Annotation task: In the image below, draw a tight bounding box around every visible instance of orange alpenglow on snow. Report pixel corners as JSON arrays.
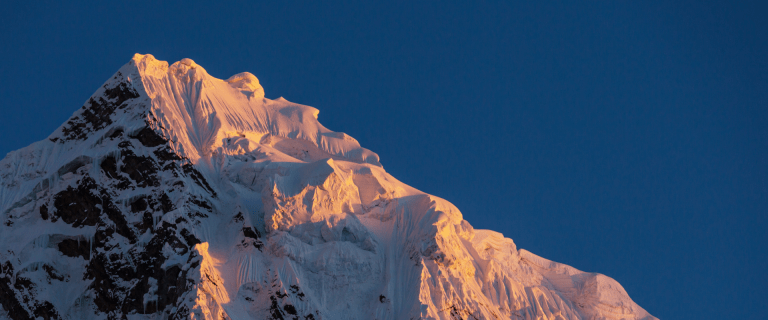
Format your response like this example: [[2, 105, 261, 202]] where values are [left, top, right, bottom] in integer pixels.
[[0, 54, 656, 319]]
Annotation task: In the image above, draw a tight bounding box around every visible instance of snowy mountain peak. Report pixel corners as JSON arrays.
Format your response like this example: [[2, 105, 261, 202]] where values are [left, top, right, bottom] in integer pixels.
[[49, 54, 380, 167], [130, 53, 169, 78], [0, 54, 656, 320]]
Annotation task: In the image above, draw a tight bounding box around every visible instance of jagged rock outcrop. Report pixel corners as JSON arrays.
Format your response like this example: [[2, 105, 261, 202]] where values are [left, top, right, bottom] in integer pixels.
[[0, 54, 656, 320]]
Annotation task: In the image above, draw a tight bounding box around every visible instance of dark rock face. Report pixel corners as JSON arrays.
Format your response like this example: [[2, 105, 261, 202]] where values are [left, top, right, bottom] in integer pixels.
[[0, 79, 221, 319], [39, 205, 48, 220], [51, 177, 103, 227], [0, 261, 64, 320], [183, 164, 217, 197], [131, 126, 167, 148], [56, 77, 140, 142], [120, 151, 160, 188], [58, 238, 90, 260], [0, 263, 33, 320], [81, 218, 194, 316], [62, 128, 215, 317], [242, 227, 264, 251]]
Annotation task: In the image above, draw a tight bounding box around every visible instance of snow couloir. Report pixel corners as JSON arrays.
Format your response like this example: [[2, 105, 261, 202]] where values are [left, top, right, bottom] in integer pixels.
[[0, 54, 657, 320]]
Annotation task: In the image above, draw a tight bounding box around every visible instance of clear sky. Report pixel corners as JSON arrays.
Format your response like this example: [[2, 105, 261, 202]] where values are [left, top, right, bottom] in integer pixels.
[[1, 1, 766, 319]]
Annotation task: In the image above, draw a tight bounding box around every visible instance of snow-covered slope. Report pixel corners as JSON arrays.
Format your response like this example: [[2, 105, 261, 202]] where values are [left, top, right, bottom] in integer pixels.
[[0, 54, 656, 320]]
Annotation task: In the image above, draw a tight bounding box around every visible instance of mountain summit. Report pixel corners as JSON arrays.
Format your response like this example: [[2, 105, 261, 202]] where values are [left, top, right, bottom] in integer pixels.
[[0, 54, 656, 320]]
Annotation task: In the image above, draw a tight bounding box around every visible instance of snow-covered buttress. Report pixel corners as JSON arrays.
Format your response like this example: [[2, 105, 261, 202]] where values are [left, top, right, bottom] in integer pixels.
[[0, 54, 656, 320]]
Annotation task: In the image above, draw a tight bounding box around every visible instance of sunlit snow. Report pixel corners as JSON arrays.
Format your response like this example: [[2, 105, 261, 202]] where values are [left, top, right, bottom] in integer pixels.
[[0, 54, 656, 320]]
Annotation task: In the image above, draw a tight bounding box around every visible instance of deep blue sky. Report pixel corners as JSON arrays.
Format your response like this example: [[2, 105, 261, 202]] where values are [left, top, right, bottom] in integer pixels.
[[1, 1, 766, 319]]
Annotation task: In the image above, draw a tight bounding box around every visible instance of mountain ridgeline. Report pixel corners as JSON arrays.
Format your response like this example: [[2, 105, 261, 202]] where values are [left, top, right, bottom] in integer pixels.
[[0, 54, 656, 320]]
